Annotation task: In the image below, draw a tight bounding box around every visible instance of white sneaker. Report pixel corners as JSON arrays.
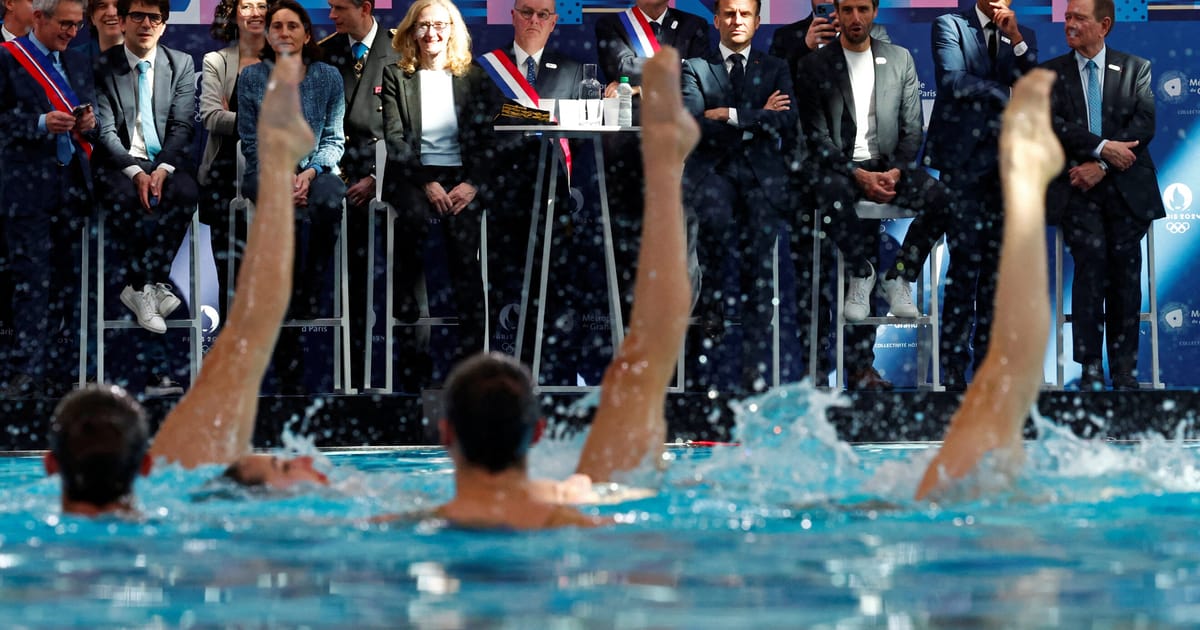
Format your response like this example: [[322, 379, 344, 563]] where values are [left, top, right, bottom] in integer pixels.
[[145, 376, 184, 397], [151, 283, 182, 318], [879, 274, 919, 318], [844, 263, 875, 322], [120, 285, 166, 334]]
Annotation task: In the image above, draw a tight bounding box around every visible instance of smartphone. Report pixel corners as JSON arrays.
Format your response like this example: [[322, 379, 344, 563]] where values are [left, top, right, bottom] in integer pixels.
[[814, 3, 834, 19], [71, 103, 92, 117]]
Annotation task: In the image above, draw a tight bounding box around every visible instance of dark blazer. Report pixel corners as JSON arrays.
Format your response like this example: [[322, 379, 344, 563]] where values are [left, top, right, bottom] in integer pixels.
[[319, 23, 401, 181], [798, 39, 923, 176], [380, 63, 498, 195], [923, 9, 1037, 171], [1043, 48, 1164, 224], [93, 44, 196, 173], [768, 17, 889, 79], [681, 48, 797, 210], [0, 37, 97, 202], [595, 7, 709, 85]]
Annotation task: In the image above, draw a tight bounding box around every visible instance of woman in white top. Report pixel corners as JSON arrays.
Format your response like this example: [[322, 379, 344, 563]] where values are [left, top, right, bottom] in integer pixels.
[[380, 0, 500, 378]]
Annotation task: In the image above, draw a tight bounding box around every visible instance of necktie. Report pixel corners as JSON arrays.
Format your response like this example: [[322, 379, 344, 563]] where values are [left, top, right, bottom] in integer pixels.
[[351, 41, 367, 77], [729, 53, 745, 98], [650, 21, 662, 40], [985, 22, 998, 61], [137, 60, 162, 160], [50, 52, 73, 165], [525, 56, 537, 88], [1085, 59, 1102, 136]]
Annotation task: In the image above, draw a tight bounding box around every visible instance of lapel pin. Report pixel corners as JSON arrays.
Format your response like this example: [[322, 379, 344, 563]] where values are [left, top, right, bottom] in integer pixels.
[[1000, 36, 1011, 44], [875, 57, 887, 64], [671, 20, 678, 29], [1108, 64, 1121, 72], [546, 62, 558, 69]]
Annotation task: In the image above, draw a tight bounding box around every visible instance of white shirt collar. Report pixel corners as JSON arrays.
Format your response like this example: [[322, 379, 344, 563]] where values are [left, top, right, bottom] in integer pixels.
[[350, 18, 378, 50], [975, 5, 993, 29], [1, 25, 20, 42], [1075, 45, 1107, 72], [513, 43, 543, 71], [719, 42, 751, 64], [124, 44, 158, 70]]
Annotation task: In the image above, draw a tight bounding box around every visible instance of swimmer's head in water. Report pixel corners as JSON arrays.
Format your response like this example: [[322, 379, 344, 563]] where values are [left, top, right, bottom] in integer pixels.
[[222, 454, 330, 489], [46, 385, 151, 506], [442, 352, 542, 473]]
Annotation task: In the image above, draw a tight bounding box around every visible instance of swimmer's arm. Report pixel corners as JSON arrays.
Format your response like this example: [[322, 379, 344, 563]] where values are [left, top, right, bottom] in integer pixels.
[[915, 69, 1064, 500], [576, 49, 698, 483], [150, 56, 313, 468]]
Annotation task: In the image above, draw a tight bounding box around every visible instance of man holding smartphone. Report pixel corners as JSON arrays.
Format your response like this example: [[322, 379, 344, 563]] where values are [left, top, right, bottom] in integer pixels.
[[768, 0, 889, 78]]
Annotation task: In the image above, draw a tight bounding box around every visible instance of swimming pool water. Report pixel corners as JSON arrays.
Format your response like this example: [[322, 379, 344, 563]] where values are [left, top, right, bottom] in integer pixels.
[[3, 384, 1200, 627]]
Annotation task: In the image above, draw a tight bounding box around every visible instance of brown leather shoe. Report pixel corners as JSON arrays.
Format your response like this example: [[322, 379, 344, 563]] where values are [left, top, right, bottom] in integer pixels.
[[848, 367, 894, 391]]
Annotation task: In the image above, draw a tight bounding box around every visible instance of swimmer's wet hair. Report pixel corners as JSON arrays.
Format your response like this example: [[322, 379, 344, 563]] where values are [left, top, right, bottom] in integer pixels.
[[443, 352, 541, 473], [49, 385, 150, 506]]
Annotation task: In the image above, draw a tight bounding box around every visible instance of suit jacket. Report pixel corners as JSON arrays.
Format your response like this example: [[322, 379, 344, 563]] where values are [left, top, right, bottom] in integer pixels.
[[0, 37, 97, 204], [320, 24, 401, 182], [768, 17, 889, 79], [595, 7, 709, 85], [798, 39, 923, 177], [94, 44, 196, 174], [1043, 48, 1164, 224], [198, 44, 239, 185], [681, 48, 797, 210], [380, 63, 498, 197], [923, 9, 1037, 171]]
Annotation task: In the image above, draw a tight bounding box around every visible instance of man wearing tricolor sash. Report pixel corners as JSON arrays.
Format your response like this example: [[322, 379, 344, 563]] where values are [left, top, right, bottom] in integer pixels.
[[0, 0, 95, 398], [595, 0, 708, 334], [480, 0, 582, 362]]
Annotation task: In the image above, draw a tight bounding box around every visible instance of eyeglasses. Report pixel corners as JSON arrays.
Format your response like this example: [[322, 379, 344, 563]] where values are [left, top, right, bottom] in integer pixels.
[[54, 18, 85, 32], [126, 11, 165, 25], [514, 7, 555, 21], [414, 21, 449, 35], [239, 2, 268, 13]]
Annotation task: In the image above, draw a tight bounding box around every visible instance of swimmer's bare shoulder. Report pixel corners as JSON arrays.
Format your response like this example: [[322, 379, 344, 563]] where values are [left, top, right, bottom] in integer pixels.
[[425, 503, 610, 530]]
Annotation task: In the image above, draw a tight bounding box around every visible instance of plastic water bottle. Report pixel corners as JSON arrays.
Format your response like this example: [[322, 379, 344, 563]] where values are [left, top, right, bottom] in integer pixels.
[[580, 63, 602, 125], [617, 76, 633, 128]]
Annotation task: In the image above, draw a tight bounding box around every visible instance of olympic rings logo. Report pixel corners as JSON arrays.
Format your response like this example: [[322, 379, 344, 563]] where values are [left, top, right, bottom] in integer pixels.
[[1166, 222, 1191, 234]]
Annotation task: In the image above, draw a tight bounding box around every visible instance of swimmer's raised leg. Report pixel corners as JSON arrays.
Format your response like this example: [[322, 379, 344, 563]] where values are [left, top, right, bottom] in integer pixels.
[[575, 48, 699, 482], [915, 69, 1065, 500], [148, 55, 315, 468]]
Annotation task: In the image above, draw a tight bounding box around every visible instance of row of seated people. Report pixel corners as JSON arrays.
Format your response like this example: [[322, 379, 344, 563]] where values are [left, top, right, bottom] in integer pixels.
[[0, 0, 1159, 399]]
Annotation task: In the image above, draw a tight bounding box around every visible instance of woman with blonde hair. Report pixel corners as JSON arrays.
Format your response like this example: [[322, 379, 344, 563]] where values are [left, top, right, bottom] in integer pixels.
[[381, 0, 500, 379]]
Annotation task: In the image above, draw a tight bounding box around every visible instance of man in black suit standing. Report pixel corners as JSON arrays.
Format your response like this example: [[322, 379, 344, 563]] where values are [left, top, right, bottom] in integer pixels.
[[93, 0, 197, 395], [797, 0, 955, 390], [0, 0, 96, 398], [924, 0, 1037, 389], [681, 0, 795, 392], [1043, 0, 1162, 390], [320, 0, 398, 391], [479, 0, 582, 361], [596, 0, 708, 328]]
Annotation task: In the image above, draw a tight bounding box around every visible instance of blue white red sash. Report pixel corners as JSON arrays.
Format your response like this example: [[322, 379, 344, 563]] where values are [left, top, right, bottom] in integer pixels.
[[1, 36, 92, 159], [480, 48, 572, 177], [618, 6, 661, 59]]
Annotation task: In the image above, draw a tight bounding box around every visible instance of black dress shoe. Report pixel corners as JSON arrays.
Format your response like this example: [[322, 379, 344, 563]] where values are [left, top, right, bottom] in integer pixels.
[[1111, 373, 1140, 390], [848, 367, 894, 391], [1078, 363, 1106, 391], [1, 373, 42, 399]]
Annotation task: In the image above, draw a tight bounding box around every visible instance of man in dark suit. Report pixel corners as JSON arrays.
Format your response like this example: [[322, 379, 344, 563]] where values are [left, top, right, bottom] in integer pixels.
[[797, 0, 955, 390], [0, 0, 96, 398], [1043, 0, 1162, 390], [596, 0, 709, 329], [320, 0, 398, 391], [681, 0, 795, 392], [481, 0, 583, 362], [924, 0, 1037, 389], [93, 0, 197, 394], [768, 0, 889, 387]]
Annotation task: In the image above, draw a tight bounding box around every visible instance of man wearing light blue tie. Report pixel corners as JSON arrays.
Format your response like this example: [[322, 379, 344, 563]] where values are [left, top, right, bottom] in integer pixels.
[[93, 0, 197, 395], [1042, 0, 1162, 390]]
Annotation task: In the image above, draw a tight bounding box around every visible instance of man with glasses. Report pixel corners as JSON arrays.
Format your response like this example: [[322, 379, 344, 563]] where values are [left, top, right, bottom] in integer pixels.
[[320, 0, 398, 391], [0, 0, 96, 398], [478, 0, 582, 362], [92, 0, 198, 396]]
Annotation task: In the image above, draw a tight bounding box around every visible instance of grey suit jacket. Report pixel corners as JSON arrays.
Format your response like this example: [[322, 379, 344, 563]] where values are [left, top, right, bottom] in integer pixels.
[[94, 44, 197, 173], [320, 23, 401, 181], [198, 44, 239, 185], [797, 38, 922, 176]]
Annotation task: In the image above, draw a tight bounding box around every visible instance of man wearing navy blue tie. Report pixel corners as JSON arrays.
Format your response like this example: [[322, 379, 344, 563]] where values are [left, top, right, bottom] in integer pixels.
[[93, 0, 197, 395], [0, 0, 96, 398], [923, 0, 1037, 389], [1042, 0, 1162, 390]]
